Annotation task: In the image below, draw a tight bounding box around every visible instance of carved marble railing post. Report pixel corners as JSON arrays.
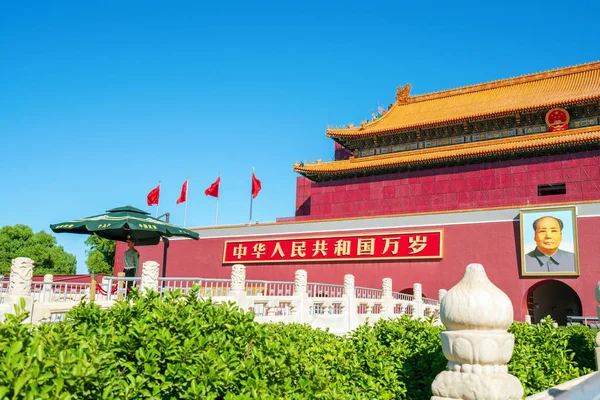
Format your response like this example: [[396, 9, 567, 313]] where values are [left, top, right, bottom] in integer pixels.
[[382, 278, 395, 318], [413, 283, 424, 318], [431, 264, 524, 400], [525, 315, 532, 325], [8, 257, 33, 298], [294, 269, 307, 295], [229, 264, 249, 311], [1, 258, 35, 321], [382, 278, 392, 298], [5, 257, 34, 310], [344, 274, 358, 331], [595, 281, 600, 370], [230, 264, 246, 292], [140, 261, 160, 294], [293, 270, 309, 323], [39, 274, 54, 303], [344, 274, 354, 296]]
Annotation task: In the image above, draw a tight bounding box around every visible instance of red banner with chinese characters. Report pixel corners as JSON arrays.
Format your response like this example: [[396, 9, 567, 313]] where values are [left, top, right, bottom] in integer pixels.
[[222, 230, 443, 264]]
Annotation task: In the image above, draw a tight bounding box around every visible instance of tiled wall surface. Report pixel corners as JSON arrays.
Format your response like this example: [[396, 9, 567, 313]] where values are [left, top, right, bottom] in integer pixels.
[[287, 151, 600, 221]]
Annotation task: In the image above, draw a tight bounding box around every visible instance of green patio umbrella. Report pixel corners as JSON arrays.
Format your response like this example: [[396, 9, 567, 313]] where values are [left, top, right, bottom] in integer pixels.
[[50, 205, 199, 276]]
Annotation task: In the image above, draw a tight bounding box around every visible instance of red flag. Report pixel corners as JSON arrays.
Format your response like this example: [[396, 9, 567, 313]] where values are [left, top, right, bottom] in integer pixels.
[[147, 184, 160, 206], [251, 172, 262, 199], [204, 176, 220, 198], [176, 180, 188, 204]]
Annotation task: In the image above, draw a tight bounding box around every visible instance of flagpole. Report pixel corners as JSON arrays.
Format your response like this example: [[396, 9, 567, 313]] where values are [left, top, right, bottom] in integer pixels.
[[183, 177, 189, 228], [249, 168, 254, 223], [215, 173, 220, 226], [215, 197, 219, 226], [156, 181, 160, 218]]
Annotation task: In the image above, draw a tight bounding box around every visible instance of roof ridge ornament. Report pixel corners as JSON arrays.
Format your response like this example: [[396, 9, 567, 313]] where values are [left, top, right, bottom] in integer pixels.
[[396, 83, 411, 104]]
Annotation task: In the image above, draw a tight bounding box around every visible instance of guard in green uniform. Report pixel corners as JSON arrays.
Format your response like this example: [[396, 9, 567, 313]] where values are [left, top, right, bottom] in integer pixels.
[[124, 235, 139, 291]]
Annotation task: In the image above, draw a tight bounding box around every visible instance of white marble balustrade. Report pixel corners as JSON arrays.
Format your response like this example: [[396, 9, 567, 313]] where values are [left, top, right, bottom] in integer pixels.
[[0, 259, 441, 330]]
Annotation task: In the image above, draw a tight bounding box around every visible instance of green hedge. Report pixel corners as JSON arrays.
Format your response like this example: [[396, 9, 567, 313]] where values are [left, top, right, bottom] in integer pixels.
[[0, 290, 596, 399], [509, 319, 597, 395]]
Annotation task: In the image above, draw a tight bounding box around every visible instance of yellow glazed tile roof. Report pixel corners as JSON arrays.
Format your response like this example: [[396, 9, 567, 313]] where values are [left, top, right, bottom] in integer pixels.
[[295, 126, 600, 175], [327, 62, 600, 138]]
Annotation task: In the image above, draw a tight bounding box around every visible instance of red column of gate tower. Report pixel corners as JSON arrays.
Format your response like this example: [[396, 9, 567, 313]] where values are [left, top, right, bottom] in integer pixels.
[[144, 171, 262, 226]]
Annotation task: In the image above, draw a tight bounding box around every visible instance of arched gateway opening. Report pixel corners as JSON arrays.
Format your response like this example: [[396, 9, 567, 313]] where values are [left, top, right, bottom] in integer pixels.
[[526, 280, 582, 325]]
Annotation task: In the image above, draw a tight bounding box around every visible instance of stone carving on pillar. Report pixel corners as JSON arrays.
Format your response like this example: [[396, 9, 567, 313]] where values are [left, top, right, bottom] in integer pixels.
[[413, 283, 422, 300], [431, 264, 524, 400], [9, 257, 34, 297], [382, 278, 392, 297], [294, 270, 307, 294], [413, 283, 424, 317], [344, 274, 355, 296], [381, 278, 393, 317], [140, 261, 160, 293], [231, 264, 246, 292]]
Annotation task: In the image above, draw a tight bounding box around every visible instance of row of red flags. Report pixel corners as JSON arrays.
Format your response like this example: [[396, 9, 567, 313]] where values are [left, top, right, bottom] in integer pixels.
[[146, 172, 262, 206]]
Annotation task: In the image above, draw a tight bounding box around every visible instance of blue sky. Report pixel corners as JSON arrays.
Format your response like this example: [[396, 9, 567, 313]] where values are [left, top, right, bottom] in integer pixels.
[[1, 1, 599, 273]]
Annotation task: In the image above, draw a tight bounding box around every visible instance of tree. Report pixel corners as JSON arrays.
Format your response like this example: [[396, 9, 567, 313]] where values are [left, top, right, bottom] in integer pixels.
[[0, 224, 77, 275], [85, 235, 115, 274]]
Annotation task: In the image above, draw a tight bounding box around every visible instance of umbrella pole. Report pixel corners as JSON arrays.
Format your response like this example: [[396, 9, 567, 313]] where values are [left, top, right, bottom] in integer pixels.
[[90, 274, 97, 301], [161, 238, 170, 283]]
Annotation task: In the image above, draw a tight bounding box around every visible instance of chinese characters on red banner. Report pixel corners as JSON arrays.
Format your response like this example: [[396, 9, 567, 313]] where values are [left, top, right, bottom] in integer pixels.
[[222, 230, 443, 264]]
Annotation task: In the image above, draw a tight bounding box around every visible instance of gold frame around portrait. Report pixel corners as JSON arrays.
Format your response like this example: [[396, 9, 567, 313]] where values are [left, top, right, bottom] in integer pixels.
[[519, 206, 580, 277]]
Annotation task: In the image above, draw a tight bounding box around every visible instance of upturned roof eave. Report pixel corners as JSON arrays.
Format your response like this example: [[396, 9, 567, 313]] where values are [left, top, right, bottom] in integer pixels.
[[295, 126, 600, 180]]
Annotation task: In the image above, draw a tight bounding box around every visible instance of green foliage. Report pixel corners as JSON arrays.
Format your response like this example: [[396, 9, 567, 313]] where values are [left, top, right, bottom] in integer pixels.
[[350, 315, 446, 399], [562, 323, 599, 371], [0, 296, 596, 399], [509, 317, 595, 396], [0, 225, 76, 275], [84, 235, 115, 274], [0, 290, 399, 399]]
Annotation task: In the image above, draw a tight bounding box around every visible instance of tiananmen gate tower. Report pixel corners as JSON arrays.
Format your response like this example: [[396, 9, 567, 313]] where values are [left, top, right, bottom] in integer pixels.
[[117, 61, 600, 325]]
